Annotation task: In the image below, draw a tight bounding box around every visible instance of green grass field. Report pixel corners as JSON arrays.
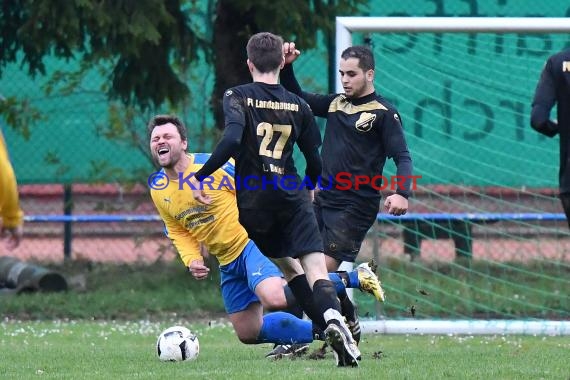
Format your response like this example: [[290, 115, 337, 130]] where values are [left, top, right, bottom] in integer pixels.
[[1, 319, 569, 380], [1, 261, 569, 379]]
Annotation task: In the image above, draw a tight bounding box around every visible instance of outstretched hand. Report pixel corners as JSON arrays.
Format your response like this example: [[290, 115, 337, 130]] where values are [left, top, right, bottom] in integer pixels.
[[384, 194, 408, 216], [190, 176, 212, 205], [283, 42, 301, 65]]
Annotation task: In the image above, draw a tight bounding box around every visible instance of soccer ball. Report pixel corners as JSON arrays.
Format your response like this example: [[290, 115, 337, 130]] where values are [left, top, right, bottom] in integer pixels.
[[156, 326, 200, 362]]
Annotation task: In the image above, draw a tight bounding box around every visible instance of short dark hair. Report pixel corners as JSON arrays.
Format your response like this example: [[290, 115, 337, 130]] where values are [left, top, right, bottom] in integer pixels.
[[341, 45, 375, 71], [246, 32, 284, 73], [147, 114, 187, 141]]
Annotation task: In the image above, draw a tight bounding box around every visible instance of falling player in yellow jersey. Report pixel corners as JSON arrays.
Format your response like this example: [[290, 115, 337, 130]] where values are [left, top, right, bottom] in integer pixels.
[[147, 114, 384, 358]]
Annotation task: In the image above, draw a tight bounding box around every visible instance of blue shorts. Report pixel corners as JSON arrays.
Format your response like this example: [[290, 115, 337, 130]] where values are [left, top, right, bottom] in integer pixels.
[[219, 240, 283, 314]]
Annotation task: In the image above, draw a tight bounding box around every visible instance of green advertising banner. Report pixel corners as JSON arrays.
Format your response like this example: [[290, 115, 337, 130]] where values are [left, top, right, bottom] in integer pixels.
[[368, 31, 564, 187], [1, 0, 568, 186]]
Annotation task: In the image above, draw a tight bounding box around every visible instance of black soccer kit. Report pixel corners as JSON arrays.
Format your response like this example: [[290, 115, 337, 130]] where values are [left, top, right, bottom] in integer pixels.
[[194, 82, 324, 259], [281, 64, 413, 262], [531, 49, 570, 227]]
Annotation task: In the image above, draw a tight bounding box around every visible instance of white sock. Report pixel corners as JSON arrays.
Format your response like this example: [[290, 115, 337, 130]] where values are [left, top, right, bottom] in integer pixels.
[[323, 308, 344, 324]]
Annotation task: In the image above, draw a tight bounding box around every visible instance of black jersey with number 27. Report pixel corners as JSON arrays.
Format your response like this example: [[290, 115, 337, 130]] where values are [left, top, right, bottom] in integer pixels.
[[222, 82, 322, 209]]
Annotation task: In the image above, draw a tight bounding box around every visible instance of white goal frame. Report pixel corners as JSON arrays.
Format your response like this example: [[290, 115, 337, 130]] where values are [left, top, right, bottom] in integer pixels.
[[336, 17, 570, 336]]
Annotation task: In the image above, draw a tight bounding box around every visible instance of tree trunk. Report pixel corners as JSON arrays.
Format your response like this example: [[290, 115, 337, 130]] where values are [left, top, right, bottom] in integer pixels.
[[211, 0, 258, 129]]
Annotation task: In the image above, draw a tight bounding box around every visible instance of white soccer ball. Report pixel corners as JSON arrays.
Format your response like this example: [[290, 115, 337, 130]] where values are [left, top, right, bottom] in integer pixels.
[[156, 326, 200, 362]]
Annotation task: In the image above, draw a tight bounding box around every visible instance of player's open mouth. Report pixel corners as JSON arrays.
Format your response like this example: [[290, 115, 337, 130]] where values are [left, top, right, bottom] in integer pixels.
[[158, 147, 170, 156]]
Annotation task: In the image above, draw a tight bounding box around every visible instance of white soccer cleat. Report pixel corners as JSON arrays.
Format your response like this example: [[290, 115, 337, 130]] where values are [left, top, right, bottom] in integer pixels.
[[324, 321, 361, 367]]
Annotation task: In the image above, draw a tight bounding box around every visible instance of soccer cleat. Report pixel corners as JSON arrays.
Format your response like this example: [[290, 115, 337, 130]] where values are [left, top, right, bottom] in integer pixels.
[[357, 259, 386, 302], [340, 296, 361, 344], [345, 306, 361, 345], [346, 318, 361, 347], [265, 343, 310, 360], [367, 258, 379, 274], [324, 320, 361, 367]]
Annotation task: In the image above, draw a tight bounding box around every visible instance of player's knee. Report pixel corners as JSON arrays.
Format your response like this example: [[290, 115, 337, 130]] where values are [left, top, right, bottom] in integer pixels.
[[259, 292, 287, 311], [229, 308, 263, 344], [233, 326, 260, 344]]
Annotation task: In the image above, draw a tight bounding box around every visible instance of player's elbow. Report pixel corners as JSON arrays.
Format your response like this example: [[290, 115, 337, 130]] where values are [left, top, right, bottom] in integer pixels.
[[530, 105, 557, 136], [303, 149, 322, 182], [530, 108, 547, 130], [226, 137, 241, 151], [531, 108, 558, 137]]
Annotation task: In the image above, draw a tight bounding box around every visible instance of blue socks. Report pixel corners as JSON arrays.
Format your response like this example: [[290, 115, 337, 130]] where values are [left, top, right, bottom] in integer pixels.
[[347, 270, 360, 288], [327, 271, 360, 293], [257, 311, 313, 344], [258, 271, 362, 344]]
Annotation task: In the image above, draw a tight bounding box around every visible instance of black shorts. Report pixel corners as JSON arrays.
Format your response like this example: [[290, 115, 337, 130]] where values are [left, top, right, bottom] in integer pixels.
[[314, 196, 378, 263], [238, 203, 324, 259]]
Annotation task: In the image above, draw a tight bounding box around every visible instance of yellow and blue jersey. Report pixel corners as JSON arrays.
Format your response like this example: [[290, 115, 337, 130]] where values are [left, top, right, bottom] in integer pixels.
[[0, 129, 24, 228], [150, 153, 249, 266]]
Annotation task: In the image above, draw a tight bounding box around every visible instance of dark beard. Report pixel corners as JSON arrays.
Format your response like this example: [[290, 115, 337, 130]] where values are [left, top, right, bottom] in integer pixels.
[[152, 153, 175, 170]]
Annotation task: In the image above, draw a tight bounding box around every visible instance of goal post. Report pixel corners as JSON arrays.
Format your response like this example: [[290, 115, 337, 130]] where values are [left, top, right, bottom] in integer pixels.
[[335, 17, 570, 93], [336, 17, 570, 336]]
